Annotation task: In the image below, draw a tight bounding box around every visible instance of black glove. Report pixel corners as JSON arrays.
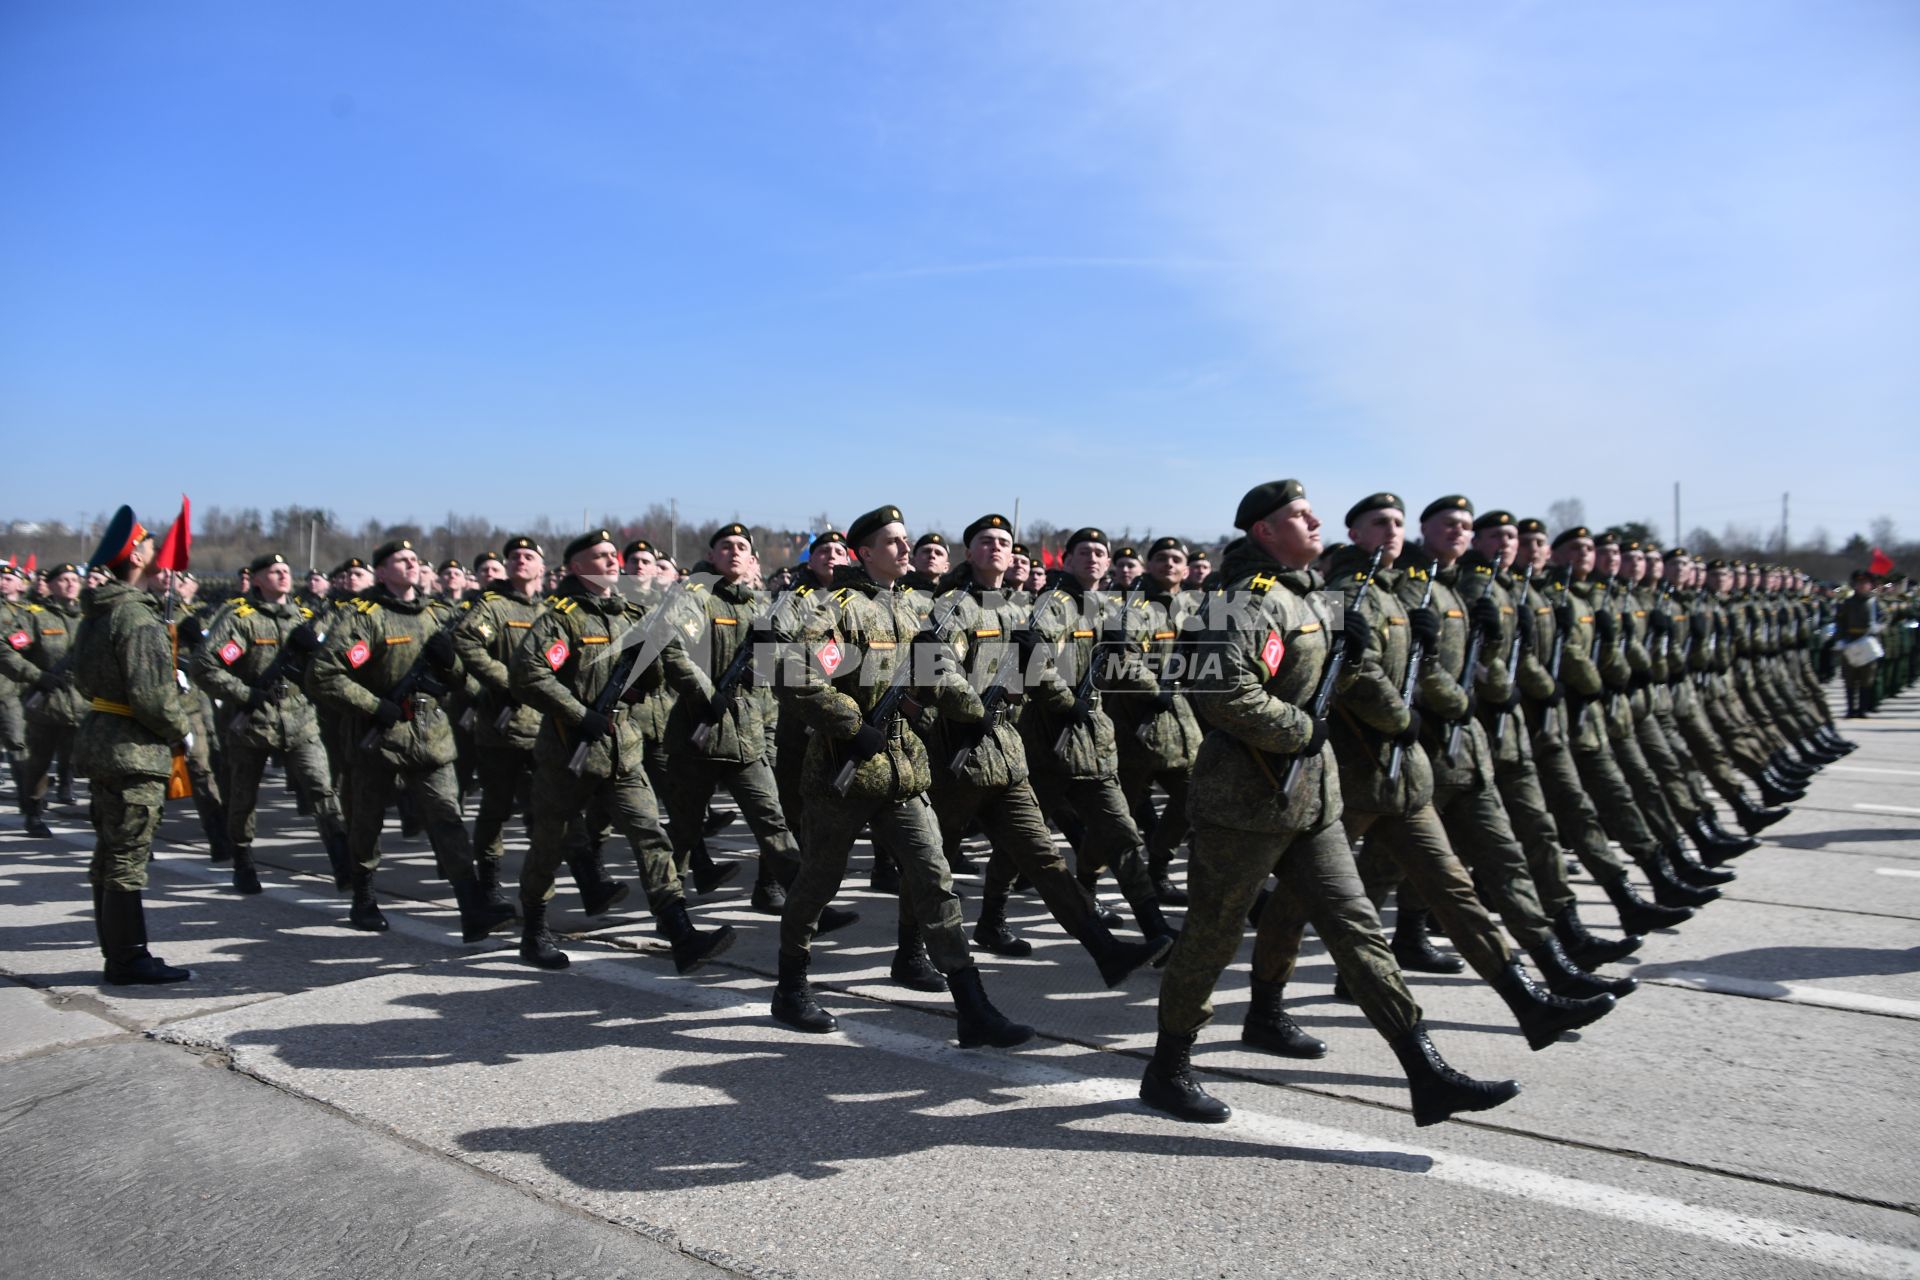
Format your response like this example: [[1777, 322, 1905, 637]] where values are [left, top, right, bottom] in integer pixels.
[[424, 629, 457, 672], [1408, 607, 1441, 651], [1553, 601, 1575, 632], [1150, 688, 1176, 714], [288, 624, 325, 654], [849, 721, 887, 758], [1394, 707, 1423, 748], [34, 669, 65, 694], [1618, 612, 1636, 644], [1342, 609, 1373, 658], [1514, 612, 1535, 652], [1301, 715, 1329, 759], [576, 708, 612, 742], [1470, 596, 1501, 642], [1594, 610, 1617, 645], [1648, 611, 1672, 638], [246, 683, 280, 711], [371, 698, 405, 729], [1690, 612, 1711, 642], [1547, 678, 1566, 706]]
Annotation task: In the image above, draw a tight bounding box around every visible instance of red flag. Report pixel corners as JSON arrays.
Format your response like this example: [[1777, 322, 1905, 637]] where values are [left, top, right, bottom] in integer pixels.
[[1868, 546, 1894, 577], [153, 495, 192, 572], [23, 553, 35, 574]]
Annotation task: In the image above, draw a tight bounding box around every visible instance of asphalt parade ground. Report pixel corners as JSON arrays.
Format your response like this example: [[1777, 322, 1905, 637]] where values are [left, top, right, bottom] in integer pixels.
[[3, 689, 1917, 1280]]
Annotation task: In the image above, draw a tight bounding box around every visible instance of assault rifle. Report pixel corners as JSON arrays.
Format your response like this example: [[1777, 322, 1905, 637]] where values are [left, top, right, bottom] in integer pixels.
[[1279, 545, 1384, 804], [832, 601, 963, 795], [1491, 563, 1534, 748], [1386, 558, 1439, 783], [227, 621, 326, 735]]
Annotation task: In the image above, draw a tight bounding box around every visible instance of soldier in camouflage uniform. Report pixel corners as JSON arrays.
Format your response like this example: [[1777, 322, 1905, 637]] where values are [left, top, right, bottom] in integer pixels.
[[769, 505, 1033, 1048], [192, 551, 348, 894], [0, 563, 30, 804], [308, 538, 514, 942], [1246, 493, 1615, 1063], [925, 512, 1171, 986], [70, 507, 194, 984], [1, 561, 86, 838], [509, 531, 736, 974], [1142, 480, 1518, 1128]]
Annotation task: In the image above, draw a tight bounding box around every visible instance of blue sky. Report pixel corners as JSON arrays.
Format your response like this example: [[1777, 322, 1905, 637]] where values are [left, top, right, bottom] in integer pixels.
[[3, 2, 1915, 548]]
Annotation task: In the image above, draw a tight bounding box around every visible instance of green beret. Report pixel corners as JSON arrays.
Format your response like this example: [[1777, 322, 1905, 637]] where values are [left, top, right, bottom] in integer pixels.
[[1706, 558, 1730, 571], [623, 539, 653, 557], [1234, 480, 1306, 531], [371, 538, 413, 566], [248, 551, 288, 575], [472, 551, 502, 567], [1516, 517, 1547, 536], [1147, 536, 1186, 558], [436, 559, 463, 573], [1550, 526, 1592, 550], [847, 505, 905, 548], [914, 531, 947, 551], [1471, 509, 1516, 533], [47, 562, 80, 579], [564, 529, 615, 563], [807, 529, 846, 556], [709, 523, 751, 548], [1010, 543, 1029, 557], [1662, 546, 1688, 561], [1114, 545, 1140, 561], [1064, 527, 1109, 553], [1592, 529, 1621, 549], [1344, 491, 1403, 529], [962, 514, 1011, 545], [332, 557, 369, 576], [1419, 494, 1474, 523], [503, 536, 543, 558]]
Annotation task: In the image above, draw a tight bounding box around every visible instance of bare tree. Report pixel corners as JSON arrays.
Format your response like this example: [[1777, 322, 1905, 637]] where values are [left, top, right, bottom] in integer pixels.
[[1545, 498, 1586, 535]]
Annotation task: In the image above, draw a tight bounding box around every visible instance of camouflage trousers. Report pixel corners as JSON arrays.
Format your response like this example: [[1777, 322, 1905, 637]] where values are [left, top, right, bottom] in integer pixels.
[[522, 758, 682, 916], [1118, 757, 1192, 873], [1528, 731, 1632, 879], [1430, 771, 1554, 950], [1665, 697, 1747, 804], [1491, 752, 1578, 918], [935, 774, 1100, 941], [86, 772, 167, 891], [1633, 708, 1711, 827], [1570, 737, 1661, 859], [472, 742, 533, 870], [1027, 769, 1160, 908], [346, 755, 476, 882], [783, 791, 968, 973], [663, 752, 799, 864], [225, 732, 343, 849], [1605, 720, 1683, 845], [1156, 818, 1421, 1041]]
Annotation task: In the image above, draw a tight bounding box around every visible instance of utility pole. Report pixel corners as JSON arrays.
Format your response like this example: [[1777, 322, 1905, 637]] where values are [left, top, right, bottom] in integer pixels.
[[1781, 491, 1790, 553], [1012, 497, 1021, 546], [670, 498, 679, 566], [1673, 482, 1681, 547]]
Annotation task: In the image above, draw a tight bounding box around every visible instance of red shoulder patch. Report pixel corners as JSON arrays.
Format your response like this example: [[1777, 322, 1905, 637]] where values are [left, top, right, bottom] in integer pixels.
[[7, 630, 27, 651], [1260, 629, 1285, 677], [545, 639, 570, 670], [218, 639, 245, 666], [815, 639, 843, 676], [346, 639, 372, 669]]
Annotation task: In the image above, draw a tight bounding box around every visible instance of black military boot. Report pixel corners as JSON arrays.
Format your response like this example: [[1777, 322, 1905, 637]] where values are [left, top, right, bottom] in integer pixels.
[[749, 858, 787, 914], [948, 964, 1034, 1048], [1388, 1023, 1521, 1126], [1527, 936, 1638, 999], [1240, 979, 1328, 1059], [1817, 724, 1857, 753], [1843, 685, 1860, 719], [452, 877, 517, 943], [657, 901, 735, 974], [1392, 906, 1464, 974], [55, 771, 76, 806], [869, 844, 901, 894], [770, 952, 836, 1033], [322, 828, 354, 890], [1731, 789, 1789, 835], [1758, 770, 1805, 806], [973, 888, 1032, 957], [1129, 895, 1181, 950], [1770, 750, 1816, 781], [1140, 1030, 1231, 1122], [1697, 809, 1759, 859], [1078, 922, 1173, 988], [518, 902, 571, 970], [230, 844, 263, 895], [565, 847, 629, 917], [890, 910, 947, 992], [1633, 848, 1719, 908], [688, 842, 739, 896], [1151, 864, 1189, 907], [1551, 903, 1640, 969], [702, 806, 735, 837], [1599, 870, 1691, 933], [100, 889, 191, 986], [1668, 838, 1736, 887], [348, 868, 389, 932], [1490, 960, 1615, 1051], [475, 857, 516, 916], [195, 794, 234, 863], [21, 796, 53, 839]]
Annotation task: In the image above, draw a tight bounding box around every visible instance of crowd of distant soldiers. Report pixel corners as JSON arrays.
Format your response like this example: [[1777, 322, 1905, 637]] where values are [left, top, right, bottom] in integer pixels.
[[2, 486, 1912, 1127]]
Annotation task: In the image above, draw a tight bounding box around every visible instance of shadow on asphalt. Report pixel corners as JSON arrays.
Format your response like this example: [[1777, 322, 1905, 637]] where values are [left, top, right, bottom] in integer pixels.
[[1767, 827, 1920, 850], [1635, 945, 1920, 983]]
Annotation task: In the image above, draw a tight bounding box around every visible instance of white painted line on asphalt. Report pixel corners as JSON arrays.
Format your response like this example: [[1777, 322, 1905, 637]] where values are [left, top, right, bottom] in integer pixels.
[[1827, 765, 1920, 777], [554, 955, 1920, 1280], [1875, 869, 1920, 880], [1853, 803, 1920, 815], [1651, 971, 1920, 1021]]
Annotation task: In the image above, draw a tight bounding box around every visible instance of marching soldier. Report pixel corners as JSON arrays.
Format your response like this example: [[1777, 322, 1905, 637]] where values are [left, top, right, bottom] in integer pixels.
[[70, 507, 193, 984], [308, 538, 514, 941], [1, 561, 86, 837], [191, 552, 349, 893]]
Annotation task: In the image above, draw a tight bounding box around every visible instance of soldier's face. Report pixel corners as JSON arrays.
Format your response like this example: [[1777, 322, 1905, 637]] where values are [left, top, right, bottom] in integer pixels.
[[912, 544, 949, 576], [1593, 545, 1621, 578], [569, 542, 621, 594], [626, 550, 657, 578], [1027, 565, 1047, 591], [257, 563, 293, 599], [1419, 510, 1473, 561], [0, 574, 18, 601], [711, 535, 752, 581], [1472, 525, 1518, 569], [348, 567, 374, 592], [47, 570, 81, 602], [1518, 531, 1550, 571], [307, 572, 328, 595], [377, 550, 419, 594], [1256, 499, 1322, 569], [1348, 507, 1405, 566], [439, 568, 466, 595], [507, 548, 545, 588], [808, 542, 848, 584], [1185, 559, 1209, 585], [967, 530, 1012, 582], [1148, 548, 1187, 591], [1622, 549, 1645, 582], [476, 560, 507, 584], [1113, 557, 1143, 587], [1066, 540, 1109, 588], [1010, 554, 1031, 583], [1647, 556, 1665, 585], [857, 523, 912, 583], [1553, 538, 1595, 576]]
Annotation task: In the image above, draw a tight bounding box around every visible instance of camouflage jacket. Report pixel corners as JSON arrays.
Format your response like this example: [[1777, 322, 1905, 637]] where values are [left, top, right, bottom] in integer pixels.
[[192, 593, 326, 750], [1020, 573, 1139, 781], [924, 572, 1050, 791], [1325, 544, 1431, 816], [307, 585, 464, 770], [666, 577, 775, 765], [453, 585, 547, 750], [1395, 550, 1487, 792], [71, 580, 192, 783], [1, 597, 87, 728], [1108, 580, 1204, 774]]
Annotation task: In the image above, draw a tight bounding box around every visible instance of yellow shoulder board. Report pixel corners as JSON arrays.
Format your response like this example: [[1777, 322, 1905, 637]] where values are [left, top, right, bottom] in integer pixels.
[[552, 597, 578, 614]]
